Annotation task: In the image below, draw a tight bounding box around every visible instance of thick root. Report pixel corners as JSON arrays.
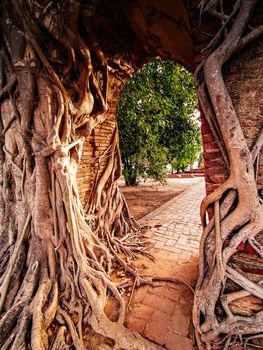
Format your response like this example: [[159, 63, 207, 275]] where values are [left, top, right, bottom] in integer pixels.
[[194, 1, 263, 348]]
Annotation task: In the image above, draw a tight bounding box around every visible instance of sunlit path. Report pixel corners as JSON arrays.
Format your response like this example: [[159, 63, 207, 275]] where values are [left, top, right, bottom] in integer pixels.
[[126, 177, 205, 350]]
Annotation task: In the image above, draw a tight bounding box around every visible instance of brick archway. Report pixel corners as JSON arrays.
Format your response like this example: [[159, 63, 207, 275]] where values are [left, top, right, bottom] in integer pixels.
[[75, 0, 263, 347], [78, 0, 263, 207]]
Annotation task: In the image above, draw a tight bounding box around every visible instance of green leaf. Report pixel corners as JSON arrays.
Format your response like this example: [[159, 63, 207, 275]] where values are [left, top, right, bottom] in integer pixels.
[[117, 58, 200, 184]]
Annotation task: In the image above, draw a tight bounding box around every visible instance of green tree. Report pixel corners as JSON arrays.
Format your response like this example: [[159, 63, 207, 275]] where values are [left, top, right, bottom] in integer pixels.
[[117, 58, 200, 184], [166, 118, 202, 173]]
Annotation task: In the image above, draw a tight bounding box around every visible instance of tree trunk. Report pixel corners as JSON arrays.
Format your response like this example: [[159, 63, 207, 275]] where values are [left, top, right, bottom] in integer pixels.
[[193, 1, 263, 348], [122, 157, 138, 186], [0, 2, 160, 349], [128, 175, 137, 186]]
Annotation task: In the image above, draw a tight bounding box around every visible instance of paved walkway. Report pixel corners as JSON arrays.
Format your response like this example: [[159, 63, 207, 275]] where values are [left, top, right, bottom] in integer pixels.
[[141, 178, 205, 264], [125, 177, 206, 350]]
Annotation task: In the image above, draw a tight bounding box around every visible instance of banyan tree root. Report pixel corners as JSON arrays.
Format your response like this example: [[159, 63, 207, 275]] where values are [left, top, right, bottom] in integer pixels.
[[0, 2, 163, 349], [82, 125, 155, 282], [193, 1, 263, 349], [84, 127, 144, 255]]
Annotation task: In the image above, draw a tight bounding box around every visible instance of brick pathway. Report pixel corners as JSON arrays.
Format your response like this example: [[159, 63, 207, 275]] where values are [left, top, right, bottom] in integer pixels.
[[125, 178, 205, 350]]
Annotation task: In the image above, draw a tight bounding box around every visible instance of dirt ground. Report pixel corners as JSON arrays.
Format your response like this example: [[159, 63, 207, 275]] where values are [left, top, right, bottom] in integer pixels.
[[119, 178, 193, 219]]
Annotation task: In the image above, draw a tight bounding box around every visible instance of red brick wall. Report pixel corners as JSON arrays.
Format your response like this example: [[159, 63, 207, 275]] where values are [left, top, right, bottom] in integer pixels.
[[200, 113, 228, 194], [188, 1, 263, 195], [77, 104, 117, 203], [77, 2, 263, 204], [76, 72, 125, 204]]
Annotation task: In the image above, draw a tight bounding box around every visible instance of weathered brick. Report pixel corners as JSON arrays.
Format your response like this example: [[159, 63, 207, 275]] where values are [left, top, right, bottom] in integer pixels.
[[206, 183, 220, 193], [203, 151, 222, 160], [148, 285, 165, 296], [165, 239, 176, 247], [204, 142, 219, 151], [204, 159, 226, 168], [126, 316, 147, 333], [201, 123, 212, 134], [131, 304, 154, 320], [143, 310, 170, 345], [170, 303, 192, 336], [202, 133, 215, 143], [210, 174, 228, 183], [205, 167, 228, 177], [132, 286, 149, 303], [180, 251, 192, 262], [165, 332, 193, 350], [163, 286, 181, 301], [144, 294, 176, 315]]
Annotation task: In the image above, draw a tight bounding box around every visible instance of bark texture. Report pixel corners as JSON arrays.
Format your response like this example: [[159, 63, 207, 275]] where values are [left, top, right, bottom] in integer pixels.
[[193, 1, 263, 349], [0, 1, 162, 349]]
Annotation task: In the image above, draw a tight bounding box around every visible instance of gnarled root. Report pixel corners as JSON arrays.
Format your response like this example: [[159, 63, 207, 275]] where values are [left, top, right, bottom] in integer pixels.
[[194, 0, 263, 348], [0, 3, 161, 349]]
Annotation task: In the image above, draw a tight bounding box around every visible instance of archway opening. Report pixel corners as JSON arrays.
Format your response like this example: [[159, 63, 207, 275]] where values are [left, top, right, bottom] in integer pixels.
[[1, 1, 263, 349], [116, 58, 205, 349]]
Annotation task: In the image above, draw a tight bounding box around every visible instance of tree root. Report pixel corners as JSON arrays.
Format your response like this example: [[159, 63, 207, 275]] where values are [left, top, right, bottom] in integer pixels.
[[194, 1, 263, 348], [200, 178, 233, 227], [0, 5, 163, 347], [0, 75, 17, 100], [0, 213, 31, 313]]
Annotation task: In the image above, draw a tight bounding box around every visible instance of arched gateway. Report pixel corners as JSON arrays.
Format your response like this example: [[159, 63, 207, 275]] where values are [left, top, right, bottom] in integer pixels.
[[0, 1, 263, 349]]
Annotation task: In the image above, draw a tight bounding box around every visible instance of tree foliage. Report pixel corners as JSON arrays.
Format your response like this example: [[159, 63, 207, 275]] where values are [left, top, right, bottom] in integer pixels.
[[117, 58, 201, 185]]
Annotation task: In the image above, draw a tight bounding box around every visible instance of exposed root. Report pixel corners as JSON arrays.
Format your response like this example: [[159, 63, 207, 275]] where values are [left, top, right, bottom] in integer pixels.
[[0, 213, 31, 313], [0, 75, 17, 99], [119, 275, 195, 295], [0, 2, 163, 350], [194, 0, 263, 348], [251, 125, 263, 163], [200, 178, 233, 227]]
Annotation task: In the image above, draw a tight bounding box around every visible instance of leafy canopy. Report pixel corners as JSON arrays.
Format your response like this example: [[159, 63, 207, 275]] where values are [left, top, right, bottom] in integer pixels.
[[117, 58, 201, 185]]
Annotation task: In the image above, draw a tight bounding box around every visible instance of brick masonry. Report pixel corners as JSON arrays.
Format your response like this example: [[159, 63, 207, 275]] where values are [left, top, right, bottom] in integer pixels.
[[77, 103, 117, 203], [73, 2, 263, 347], [140, 178, 204, 261], [188, 1, 263, 195], [125, 178, 205, 349], [76, 72, 125, 204], [77, 3, 263, 203]]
